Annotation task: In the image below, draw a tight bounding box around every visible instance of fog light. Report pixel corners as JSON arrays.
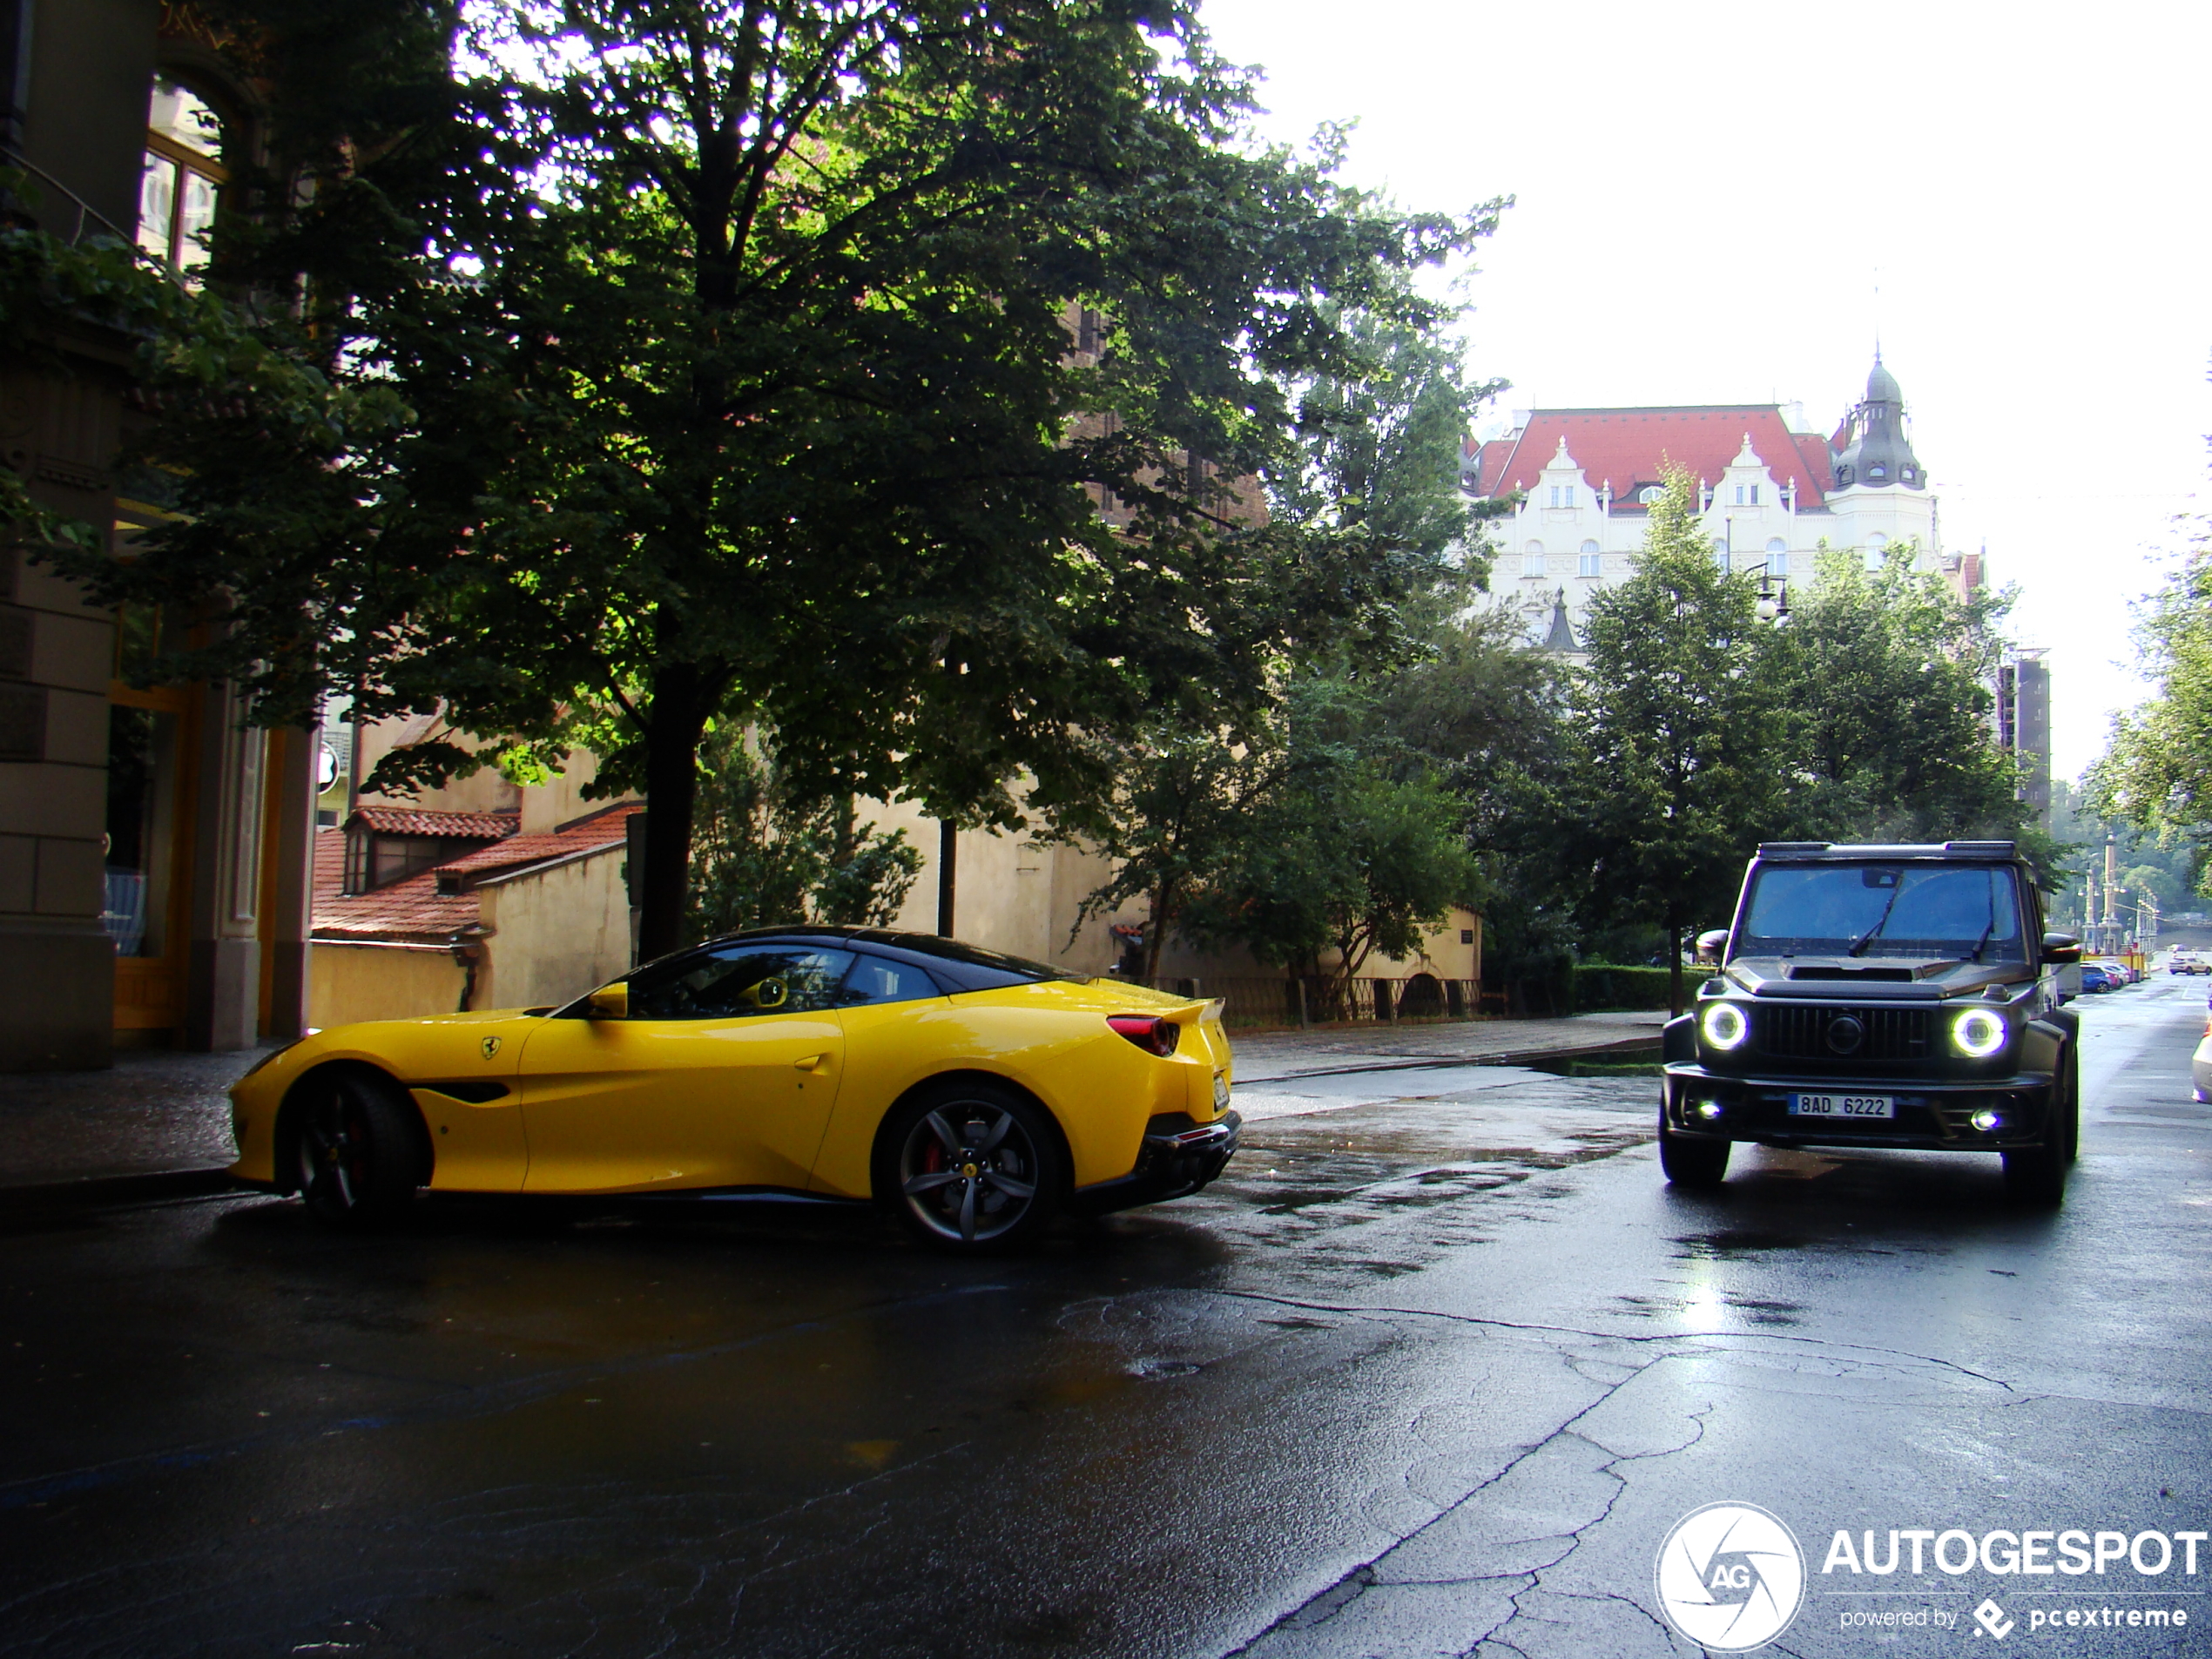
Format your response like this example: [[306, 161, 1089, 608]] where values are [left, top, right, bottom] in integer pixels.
[[1971, 1109, 2002, 1132], [1696, 1099, 1723, 1121]]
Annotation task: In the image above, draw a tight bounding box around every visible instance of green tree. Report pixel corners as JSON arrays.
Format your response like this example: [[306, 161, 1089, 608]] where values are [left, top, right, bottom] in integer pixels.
[[1182, 676, 1483, 999], [687, 727, 923, 938], [2089, 522, 2212, 845], [1057, 722, 1279, 983], [54, 0, 1502, 963], [1776, 545, 2029, 843], [1561, 467, 1790, 1012]]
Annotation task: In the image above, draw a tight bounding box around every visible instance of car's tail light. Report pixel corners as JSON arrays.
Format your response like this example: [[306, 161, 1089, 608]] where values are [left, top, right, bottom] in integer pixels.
[[1107, 1014, 1181, 1055]]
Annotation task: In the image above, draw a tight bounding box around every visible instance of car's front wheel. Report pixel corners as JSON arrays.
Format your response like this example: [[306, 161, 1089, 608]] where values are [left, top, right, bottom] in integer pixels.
[[879, 1082, 1066, 1251], [2001, 1068, 2074, 1207], [1657, 1096, 1730, 1189], [292, 1070, 423, 1226]]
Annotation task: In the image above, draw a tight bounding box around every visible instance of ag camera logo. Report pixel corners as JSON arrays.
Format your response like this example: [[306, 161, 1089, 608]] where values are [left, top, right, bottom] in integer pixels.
[[1656, 1501, 1806, 1651]]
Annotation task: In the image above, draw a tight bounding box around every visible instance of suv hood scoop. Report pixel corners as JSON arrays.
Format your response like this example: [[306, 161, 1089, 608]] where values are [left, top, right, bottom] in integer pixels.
[[1726, 956, 2025, 1000]]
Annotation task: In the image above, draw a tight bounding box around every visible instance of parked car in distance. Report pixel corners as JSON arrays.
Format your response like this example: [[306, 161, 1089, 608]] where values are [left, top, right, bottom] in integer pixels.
[[2090, 958, 2137, 986], [2172, 949, 2209, 975], [2078, 963, 2114, 994]]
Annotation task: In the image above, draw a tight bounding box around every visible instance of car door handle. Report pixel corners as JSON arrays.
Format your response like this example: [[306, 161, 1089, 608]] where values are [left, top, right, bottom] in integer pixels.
[[795, 1054, 828, 1072]]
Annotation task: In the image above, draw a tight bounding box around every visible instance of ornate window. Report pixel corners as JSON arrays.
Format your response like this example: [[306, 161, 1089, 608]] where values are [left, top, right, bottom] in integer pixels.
[[1521, 541, 1546, 578], [1578, 541, 1602, 578], [138, 78, 224, 275], [1638, 485, 1664, 504], [1765, 537, 1789, 577]]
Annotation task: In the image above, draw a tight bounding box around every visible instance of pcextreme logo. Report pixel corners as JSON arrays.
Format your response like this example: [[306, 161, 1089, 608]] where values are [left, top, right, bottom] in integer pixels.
[[1655, 1501, 1807, 1652]]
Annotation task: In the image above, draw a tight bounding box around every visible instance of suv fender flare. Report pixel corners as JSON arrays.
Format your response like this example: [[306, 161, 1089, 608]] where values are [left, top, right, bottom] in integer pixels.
[[1662, 1012, 1696, 1065]]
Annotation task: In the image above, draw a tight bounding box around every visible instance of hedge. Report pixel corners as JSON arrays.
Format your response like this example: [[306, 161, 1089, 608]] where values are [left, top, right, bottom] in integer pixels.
[[1571, 963, 1677, 1011]]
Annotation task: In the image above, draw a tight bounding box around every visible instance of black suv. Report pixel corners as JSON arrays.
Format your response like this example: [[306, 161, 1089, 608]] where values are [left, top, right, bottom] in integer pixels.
[[1659, 840, 2081, 1204]]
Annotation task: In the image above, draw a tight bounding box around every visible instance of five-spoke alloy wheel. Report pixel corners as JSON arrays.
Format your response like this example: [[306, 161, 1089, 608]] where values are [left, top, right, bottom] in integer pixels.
[[291, 1071, 422, 1226], [880, 1082, 1065, 1251]]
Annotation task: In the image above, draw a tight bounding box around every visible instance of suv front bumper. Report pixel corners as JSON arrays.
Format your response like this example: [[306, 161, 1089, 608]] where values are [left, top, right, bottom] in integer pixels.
[[1662, 1063, 2057, 1152]]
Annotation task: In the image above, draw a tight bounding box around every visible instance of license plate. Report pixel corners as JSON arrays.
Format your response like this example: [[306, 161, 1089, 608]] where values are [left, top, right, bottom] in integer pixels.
[[1790, 1092, 1894, 1119], [1214, 1073, 1231, 1111]]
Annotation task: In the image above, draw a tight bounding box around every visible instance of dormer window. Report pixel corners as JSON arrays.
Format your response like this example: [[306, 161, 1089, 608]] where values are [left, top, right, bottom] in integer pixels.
[[1638, 485, 1664, 504], [1548, 484, 1575, 509]]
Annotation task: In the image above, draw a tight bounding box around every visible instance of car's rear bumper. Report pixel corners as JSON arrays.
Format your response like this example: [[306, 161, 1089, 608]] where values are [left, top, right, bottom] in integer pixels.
[[1662, 1064, 2057, 1151], [1073, 1110, 1241, 1216]]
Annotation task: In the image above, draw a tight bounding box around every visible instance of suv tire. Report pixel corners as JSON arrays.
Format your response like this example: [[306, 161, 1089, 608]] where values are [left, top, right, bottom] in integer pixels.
[[1657, 1096, 1730, 1189]]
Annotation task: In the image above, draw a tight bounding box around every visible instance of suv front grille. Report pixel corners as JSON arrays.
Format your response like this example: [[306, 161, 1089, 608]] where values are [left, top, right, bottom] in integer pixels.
[[1752, 1003, 1933, 1062]]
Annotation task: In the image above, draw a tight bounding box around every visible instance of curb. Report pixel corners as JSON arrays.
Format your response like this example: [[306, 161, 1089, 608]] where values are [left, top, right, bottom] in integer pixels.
[[0, 1168, 241, 1211]]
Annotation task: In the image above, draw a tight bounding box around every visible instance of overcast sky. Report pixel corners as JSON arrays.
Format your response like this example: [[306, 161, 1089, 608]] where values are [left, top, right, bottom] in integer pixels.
[[1198, 0, 2212, 780]]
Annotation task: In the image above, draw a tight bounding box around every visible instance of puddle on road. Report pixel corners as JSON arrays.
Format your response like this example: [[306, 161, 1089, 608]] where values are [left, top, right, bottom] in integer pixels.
[[1670, 1229, 1811, 1259]]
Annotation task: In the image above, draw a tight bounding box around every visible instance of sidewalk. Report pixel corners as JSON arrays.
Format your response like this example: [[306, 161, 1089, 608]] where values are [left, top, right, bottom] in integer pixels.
[[0, 1011, 1669, 1199], [0, 1043, 274, 1199], [1227, 1008, 1669, 1083]]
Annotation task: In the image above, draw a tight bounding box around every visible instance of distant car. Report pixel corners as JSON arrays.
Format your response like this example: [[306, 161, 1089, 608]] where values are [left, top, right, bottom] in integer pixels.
[[2091, 959, 2137, 986], [2078, 964, 2114, 994], [2168, 951, 2198, 975]]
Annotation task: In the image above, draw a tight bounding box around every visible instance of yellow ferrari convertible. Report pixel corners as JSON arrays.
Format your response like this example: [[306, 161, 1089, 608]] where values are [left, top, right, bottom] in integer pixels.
[[228, 927, 1239, 1250]]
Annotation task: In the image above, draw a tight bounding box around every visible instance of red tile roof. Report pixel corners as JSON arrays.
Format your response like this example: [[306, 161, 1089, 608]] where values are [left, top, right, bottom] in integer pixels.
[[434, 804, 642, 890], [312, 827, 477, 946], [1473, 407, 1834, 508], [347, 806, 519, 840], [313, 803, 642, 945]]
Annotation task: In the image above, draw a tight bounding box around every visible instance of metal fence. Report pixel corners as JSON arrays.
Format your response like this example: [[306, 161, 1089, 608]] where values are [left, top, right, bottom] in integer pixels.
[[1130, 974, 1504, 1029]]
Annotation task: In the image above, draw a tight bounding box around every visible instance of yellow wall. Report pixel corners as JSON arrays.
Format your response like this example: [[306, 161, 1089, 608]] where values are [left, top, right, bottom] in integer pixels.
[[310, 942, 466, 1029], [475, 844, 632, 1011]]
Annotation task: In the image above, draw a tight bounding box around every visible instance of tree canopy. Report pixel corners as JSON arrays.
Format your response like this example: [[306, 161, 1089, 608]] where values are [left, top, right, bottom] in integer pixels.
[[49, 0, 1502, 958]]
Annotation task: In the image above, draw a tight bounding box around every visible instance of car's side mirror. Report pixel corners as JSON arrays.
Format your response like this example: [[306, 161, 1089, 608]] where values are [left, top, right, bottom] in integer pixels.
[[586, 983, 630, 1020], [1694, 928, 1730, 966], [2041, 933, 2081, 965]]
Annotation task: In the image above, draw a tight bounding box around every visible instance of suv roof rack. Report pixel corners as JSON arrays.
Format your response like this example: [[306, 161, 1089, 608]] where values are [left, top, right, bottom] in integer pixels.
[[1752, 840, 2023, 860]]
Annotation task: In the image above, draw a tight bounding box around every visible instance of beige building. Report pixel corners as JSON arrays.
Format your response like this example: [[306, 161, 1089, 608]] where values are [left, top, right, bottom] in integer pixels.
[[2, 0, 321, 1070]]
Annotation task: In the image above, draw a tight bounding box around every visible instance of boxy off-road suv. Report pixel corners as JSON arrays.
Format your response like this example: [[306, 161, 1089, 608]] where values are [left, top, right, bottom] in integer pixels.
[[1659, 841, 2082, 1204]]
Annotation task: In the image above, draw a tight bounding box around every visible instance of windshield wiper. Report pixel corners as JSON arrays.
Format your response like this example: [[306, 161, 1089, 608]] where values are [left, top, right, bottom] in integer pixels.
[[1847, 883, 1905, 957], [1967, 918, 1996, 962]]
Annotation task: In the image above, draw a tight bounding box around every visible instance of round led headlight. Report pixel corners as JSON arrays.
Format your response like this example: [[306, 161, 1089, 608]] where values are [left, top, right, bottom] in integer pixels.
[[1702, 1001, 1749, 1051], [1952, 1007, 2007, 1058]]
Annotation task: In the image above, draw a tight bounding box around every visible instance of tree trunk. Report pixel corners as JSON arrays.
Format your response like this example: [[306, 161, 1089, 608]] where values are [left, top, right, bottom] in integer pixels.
[[637, 663, 711, 964], [1142, 882, 1175, 983], [1669, 923, 1685, 1016]]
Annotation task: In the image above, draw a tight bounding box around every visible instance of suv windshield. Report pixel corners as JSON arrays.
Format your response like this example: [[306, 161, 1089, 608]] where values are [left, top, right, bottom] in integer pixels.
[[1739, 862, 2025, 961]]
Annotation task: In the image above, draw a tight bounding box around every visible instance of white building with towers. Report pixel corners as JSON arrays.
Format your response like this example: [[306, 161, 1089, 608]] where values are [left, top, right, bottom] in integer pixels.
[[1464, 356, 1945, 649]]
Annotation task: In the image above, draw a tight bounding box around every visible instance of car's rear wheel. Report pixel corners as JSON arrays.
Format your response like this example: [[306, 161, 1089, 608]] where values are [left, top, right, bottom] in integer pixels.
[[292, 1071, 422, 1226], [1657, 1095, 1730, 1189], [879, 1081, 1065, 1251]]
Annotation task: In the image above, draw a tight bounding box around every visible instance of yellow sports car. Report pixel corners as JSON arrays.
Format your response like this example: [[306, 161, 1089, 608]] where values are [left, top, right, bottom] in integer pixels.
[[228, 927, 1239, 1250]]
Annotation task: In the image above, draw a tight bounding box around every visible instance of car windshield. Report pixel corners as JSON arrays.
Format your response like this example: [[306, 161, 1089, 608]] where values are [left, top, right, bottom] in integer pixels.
[[1738, 862, 2026, 961]]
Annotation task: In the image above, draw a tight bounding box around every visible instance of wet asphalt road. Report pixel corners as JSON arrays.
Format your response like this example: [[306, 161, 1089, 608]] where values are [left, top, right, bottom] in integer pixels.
[[3, 982, 2209, 1658]]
